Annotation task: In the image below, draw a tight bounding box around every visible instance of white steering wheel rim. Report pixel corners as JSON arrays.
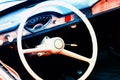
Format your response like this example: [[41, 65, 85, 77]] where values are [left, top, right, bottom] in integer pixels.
[[17, 1, 98, 80]]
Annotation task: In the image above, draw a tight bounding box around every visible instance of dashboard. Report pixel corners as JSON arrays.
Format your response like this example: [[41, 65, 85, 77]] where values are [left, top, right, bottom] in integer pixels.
[[0, 0, 98, 46]]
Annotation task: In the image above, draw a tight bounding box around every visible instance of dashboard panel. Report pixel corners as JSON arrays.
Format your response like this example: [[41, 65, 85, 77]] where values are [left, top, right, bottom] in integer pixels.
[[0, 0, 119, 48], [0, 0, 98, 46], [0, 12, 75, 46]]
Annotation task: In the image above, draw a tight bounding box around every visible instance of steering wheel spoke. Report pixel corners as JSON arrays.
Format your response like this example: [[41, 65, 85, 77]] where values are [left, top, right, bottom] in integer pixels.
[[59, 49, 91, 63], [23, 47, 51, 54]]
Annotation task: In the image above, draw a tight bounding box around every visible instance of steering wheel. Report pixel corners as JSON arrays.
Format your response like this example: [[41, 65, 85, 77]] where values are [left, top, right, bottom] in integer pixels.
[[17, 1, 98, 80]]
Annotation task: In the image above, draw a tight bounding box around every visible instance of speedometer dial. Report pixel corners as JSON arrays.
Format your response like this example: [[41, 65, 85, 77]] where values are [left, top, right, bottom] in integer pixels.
[[25, 14, 52, 33]]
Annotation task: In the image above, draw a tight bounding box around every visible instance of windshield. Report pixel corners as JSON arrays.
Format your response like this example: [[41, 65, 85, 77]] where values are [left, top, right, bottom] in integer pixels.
[[0, 0, 27, 11]]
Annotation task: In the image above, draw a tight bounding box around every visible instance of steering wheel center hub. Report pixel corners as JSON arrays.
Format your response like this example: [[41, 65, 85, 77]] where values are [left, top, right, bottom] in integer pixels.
[[48, 37, 65, 53], [54, 39, 64, 49]]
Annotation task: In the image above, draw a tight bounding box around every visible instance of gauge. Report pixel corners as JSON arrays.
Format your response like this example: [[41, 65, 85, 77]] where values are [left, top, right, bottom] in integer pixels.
[[25, 14, 52, 33]]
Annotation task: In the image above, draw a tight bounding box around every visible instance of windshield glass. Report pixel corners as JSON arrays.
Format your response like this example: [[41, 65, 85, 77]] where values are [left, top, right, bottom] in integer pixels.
[[0, 0, 27, 11]]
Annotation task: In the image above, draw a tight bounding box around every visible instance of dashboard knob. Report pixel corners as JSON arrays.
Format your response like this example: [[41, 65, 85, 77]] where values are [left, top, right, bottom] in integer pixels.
[[5, 35, 13, 42]]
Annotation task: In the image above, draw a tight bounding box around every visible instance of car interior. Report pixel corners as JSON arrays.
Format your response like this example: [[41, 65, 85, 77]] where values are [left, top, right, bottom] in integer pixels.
[[0, 0, 120, 80]]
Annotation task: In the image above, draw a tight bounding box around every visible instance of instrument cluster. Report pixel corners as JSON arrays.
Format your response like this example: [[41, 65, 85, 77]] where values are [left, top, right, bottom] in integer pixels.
[[25, 13, 52, 33], [0, 11, 75, 46]]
